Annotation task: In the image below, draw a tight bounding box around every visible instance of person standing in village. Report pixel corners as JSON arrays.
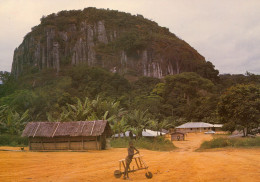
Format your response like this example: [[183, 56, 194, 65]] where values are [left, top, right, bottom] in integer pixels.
[[123, 141, 139, 180]]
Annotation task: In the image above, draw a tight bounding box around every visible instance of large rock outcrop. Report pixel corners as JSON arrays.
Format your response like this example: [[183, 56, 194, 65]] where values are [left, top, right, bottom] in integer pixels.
[[12, 8, 206, 78]]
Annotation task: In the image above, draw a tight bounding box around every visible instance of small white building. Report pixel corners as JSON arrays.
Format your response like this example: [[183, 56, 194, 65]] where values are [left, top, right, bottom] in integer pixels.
[[175, 122, 222, 133], [113, 129, 166, 138], [142, 129, 166, 137]]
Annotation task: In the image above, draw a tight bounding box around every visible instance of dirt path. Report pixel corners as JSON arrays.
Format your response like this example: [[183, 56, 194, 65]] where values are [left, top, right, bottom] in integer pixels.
[[172, 133, 212, 152], [1, 134, 260, 182]]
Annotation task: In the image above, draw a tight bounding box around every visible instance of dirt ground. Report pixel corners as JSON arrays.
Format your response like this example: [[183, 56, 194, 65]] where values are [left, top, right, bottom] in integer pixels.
[[1, 133, 260, 182]]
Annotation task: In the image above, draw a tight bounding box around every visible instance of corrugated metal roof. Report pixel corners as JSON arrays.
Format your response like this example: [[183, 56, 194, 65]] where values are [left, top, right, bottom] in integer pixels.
[[142, 129, 166, 137], [176, 122, 214, 129], [22, 120, 110, 137], [113, 131, 136, 138], [213, 124, 223, 128], [113, 129, 166, 138]]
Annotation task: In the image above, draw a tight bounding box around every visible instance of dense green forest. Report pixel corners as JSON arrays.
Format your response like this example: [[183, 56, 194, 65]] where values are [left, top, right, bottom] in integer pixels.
[[0, 66, 259, 138]]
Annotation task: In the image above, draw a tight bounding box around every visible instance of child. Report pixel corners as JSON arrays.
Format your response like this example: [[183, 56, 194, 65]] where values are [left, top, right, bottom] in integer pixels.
[[123, 141, 139, 180]]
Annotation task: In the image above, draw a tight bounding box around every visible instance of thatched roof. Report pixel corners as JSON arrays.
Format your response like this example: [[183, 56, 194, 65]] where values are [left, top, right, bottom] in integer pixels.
[[22, 120, 110, 138]]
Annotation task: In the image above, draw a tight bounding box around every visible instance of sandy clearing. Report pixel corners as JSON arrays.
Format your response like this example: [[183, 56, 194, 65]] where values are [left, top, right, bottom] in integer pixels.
[[0, 134, 260, 182]]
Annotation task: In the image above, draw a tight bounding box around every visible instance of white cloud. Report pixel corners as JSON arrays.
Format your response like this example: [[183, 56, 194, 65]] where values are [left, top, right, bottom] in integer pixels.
[[0, 0, 259, 74]]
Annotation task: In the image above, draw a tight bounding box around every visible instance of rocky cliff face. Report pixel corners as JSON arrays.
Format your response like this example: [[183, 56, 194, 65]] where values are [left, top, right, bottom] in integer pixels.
[[12, 8, 206, 78]]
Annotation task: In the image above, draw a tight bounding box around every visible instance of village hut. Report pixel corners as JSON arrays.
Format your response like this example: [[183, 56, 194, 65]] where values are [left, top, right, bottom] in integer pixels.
[[22, 120, 111, 151], [170, 132, 185, 141], [175, 122, 222, 133]]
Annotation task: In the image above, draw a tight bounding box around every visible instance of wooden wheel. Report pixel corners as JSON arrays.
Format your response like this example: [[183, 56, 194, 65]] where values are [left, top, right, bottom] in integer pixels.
[[114, 170, 122, 178], [145, 171, 153, 179]]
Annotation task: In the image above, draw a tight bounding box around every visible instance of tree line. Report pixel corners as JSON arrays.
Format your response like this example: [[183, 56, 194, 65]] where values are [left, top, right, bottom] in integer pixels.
[[0, 67, 259, 137]]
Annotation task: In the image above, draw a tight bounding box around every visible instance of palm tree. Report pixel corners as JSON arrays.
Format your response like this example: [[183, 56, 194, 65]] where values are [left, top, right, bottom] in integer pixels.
[[126, 110, 151, 138], [158, 119, 174, 135], [110, 116, 131, 138], [149, 118, 174, 135], [0, 105, 29, 135]]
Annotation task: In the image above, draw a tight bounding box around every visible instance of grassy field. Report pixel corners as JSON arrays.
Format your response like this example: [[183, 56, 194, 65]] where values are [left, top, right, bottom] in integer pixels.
[[199, 136, 260, 149], [0, 134, 28, 147]]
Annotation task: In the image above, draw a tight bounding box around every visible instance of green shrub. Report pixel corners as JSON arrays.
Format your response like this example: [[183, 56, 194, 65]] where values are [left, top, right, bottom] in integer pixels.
[[111, 136, 175, 151], [199, 137, 260, 149], [0, 134, 28, 147], [234, 137, 260, 147]]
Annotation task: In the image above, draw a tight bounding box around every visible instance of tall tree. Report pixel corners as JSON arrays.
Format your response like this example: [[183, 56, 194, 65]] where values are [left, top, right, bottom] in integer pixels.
[[0, 71, 16, 98], [195, 61, 219, 83], [164, 72, 214, 105], [217, 84, 260, 136]]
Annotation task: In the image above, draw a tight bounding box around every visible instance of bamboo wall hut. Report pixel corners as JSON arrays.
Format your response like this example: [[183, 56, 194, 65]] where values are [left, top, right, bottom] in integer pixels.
[[170, 132, 185, 141], [22, 120, 111, 151]]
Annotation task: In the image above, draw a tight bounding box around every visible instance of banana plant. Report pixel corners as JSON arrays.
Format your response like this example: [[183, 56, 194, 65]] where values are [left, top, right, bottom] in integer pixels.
[[0, 105, 29, 135], [47, 96, 125, 124]]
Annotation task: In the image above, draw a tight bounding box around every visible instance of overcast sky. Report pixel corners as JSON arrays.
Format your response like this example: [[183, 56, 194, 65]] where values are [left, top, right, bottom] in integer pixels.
[[0, 0, 259, 74]]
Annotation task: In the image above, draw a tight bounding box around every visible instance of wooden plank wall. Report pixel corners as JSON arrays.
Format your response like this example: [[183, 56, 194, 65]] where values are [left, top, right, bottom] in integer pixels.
[[29, 136, 101, 150], [176, 128, 212, 133], [171, 134, 185, 141]]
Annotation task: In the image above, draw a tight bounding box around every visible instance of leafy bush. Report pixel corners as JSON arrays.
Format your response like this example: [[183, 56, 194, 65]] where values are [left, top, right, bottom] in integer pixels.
[[111, 136, 175, 151], [233, 137, 260, 147], [199, 137, 260, 149], [0, 134, 28, 147]]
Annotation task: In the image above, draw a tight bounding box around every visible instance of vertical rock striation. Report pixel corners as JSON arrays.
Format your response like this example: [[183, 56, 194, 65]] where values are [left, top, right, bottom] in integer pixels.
[[12, 9, 206, 79]]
